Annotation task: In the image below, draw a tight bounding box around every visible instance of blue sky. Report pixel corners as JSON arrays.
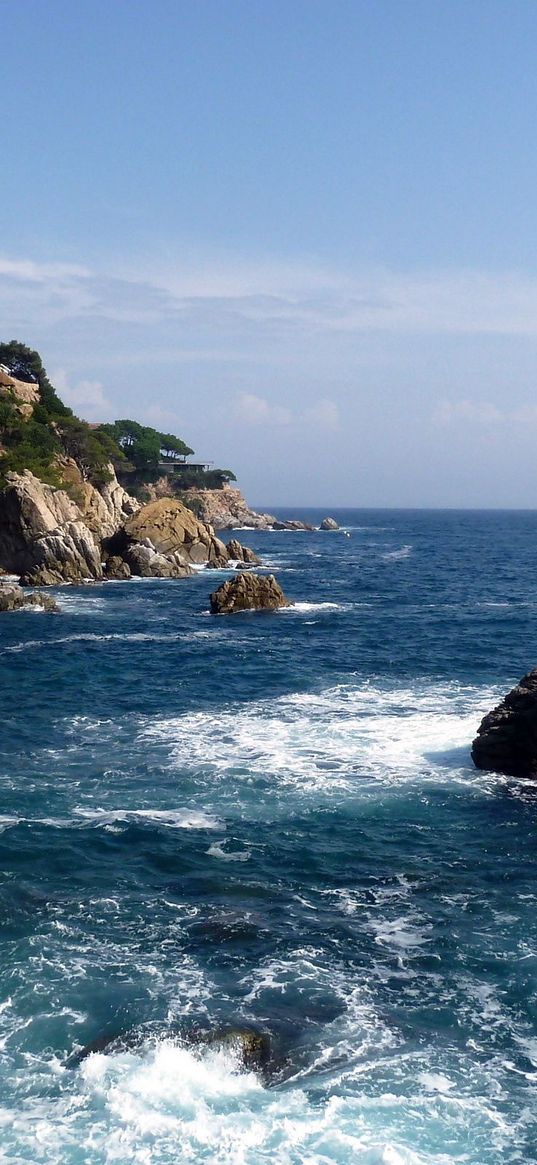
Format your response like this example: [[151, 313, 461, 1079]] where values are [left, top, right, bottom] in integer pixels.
[[3, 0, 537, 505]]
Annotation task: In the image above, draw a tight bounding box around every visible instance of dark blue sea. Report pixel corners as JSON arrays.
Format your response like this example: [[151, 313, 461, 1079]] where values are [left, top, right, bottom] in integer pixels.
[[2, 508, 537, 1164]]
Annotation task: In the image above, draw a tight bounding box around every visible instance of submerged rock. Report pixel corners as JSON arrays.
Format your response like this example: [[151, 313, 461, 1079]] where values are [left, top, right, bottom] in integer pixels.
[[320, 516, 339, 530], [67, 1023, 271, 1077], [472, 668, 537, 777], [210, 572, 291, 614], [0, 584, 59, 612]]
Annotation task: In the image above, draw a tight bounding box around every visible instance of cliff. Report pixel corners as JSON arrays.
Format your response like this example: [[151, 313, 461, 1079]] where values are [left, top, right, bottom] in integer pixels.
[[180, 485, 314, 531]]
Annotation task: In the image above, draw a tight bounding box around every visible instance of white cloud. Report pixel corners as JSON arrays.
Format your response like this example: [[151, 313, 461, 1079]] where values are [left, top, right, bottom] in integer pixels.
[[234, 392, 293, 426], [51, 369, 115, 422], [5, 251, 537, 340], [433, 398, 537, 427]]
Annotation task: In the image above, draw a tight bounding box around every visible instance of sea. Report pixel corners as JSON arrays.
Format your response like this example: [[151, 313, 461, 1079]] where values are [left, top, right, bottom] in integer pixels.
[[1, 507, 537, 1165]]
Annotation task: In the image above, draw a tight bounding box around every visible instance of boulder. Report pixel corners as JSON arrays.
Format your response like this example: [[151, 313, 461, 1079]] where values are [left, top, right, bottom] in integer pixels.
[[210, 572, 291, 614], [123, 542, 193, 579], [472, 669, 537, 777], [226, 538, 261, 566], [320, 516, 339, 531], [272, 519, 315, 531], [124, 497, 250, 568], [0, 584, 59, 613], [104, 555, 131, 580]]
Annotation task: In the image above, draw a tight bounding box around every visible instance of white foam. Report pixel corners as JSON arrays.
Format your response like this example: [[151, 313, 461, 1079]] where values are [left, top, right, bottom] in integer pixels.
[[72, 807, 223, 830], [138, 680, 500, 809], [382, 545, 413, 560]]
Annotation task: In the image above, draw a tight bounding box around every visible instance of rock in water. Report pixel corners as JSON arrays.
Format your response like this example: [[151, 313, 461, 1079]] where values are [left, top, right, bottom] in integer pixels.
[[472, 669, 537, 777], [0, 584, 59, 612], [210, 572, 291, 614], [320, 516, 339, 531], [225, 538, 261, 565]]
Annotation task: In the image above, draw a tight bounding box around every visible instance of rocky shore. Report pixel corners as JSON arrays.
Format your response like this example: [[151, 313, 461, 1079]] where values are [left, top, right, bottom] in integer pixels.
[[180, 485, 315, 531], [0, 468, 259, 588]]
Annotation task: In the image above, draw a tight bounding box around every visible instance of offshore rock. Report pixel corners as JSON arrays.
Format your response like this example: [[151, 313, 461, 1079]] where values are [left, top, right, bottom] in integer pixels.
[[210, 572, 291, 614], [272, 518, 315, 531], [225, 538, 261, 565], [0, 584, 59, 612], [320, 516, 339, 530], [472, 669, 537, 777]]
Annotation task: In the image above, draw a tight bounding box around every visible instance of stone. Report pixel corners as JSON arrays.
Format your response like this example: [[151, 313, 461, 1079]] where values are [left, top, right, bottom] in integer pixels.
[[272, 518, 315, 531], [104, 555, 131, 580], [0, 471, 103, 583], [124, 542, 193, 579], [225, 538, 261, 565], [0, 584, 59, 612], [210, 572, 291, 614], [320, 516, 339, 530], [472, 668, 537, 777]]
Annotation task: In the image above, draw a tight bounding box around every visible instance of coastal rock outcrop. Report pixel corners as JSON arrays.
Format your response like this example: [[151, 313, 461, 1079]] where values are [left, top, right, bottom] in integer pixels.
[[210, 572, 291, 614], [0, 584, 59, 612], [225, 538, 261, 566], [320, 516, 339, 531], [181, 485, 314, 531], [124, 498, 233, 567], [123, 541, 193, 579], [0, 471, 103, 584], [472, 669, 537, 777]]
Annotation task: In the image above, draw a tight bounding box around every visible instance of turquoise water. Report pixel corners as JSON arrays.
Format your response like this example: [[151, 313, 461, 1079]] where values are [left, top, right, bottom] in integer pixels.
[[1, 509, 537, 1164]]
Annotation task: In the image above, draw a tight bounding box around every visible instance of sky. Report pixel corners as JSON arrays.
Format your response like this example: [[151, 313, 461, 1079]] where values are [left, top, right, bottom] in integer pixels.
[[2, 0, 537, 506]]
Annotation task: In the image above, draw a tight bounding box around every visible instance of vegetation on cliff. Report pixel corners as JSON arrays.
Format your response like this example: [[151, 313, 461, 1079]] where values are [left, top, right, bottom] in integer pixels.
[[0, 341, 235, 493]]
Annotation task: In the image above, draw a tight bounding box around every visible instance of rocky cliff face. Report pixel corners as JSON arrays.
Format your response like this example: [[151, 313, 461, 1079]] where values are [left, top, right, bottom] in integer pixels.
[[0, 469, 255, 585], [181, 485, 313, 531]]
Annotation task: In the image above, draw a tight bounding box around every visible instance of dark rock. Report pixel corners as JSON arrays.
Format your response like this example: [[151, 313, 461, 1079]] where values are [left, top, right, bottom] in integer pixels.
[[272, 519, 315, 531], [225, 538, 261, 565], [0, 584, 59, 613], [320, 516, 339, 531], [210, 572, 291, 614], [104, 555, 131, 580], [193, 1026, 271, 1073], [472, 669, 537, 777]]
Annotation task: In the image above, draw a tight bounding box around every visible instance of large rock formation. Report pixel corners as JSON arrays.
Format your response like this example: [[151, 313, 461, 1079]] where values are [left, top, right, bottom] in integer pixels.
[[210, 572, 291, 614], [0, 584, 59, 612], [181, 485, 314, 531], [472, 669, 537, 777], [320, 516, 339, 531], [0, 471, 259, 586], [0, 471, 103, 584], [0, 367, 40, 418], [123, 497, 230, 568]]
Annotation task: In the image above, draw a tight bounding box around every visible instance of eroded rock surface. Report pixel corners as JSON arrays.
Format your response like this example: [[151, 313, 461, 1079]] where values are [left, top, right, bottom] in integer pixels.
[[0, 584, 59, 612], [210, 572, 291, 614], [472, 669, 537, 777], [320, 516, 339, 530]]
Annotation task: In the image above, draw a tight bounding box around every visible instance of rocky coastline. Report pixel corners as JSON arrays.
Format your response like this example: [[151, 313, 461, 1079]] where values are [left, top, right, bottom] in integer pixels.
[[0, 468, 260, 591], [179, 485, 315, 531]]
